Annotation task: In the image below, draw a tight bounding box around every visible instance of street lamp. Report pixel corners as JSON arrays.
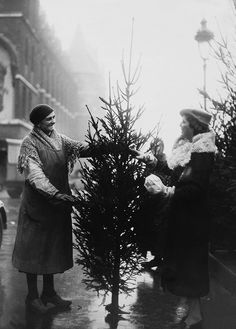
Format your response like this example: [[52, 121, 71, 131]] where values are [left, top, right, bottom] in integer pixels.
[[194, 19, 214, 111]]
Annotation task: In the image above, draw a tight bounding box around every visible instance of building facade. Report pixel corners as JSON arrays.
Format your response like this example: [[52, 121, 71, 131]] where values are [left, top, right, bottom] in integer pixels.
[[0, 0, 81, 138], [0, 0, 82, 196]]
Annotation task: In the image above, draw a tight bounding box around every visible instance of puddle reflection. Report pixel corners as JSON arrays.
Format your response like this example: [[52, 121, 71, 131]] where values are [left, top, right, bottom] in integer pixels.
[[25, 309, 53, 329]]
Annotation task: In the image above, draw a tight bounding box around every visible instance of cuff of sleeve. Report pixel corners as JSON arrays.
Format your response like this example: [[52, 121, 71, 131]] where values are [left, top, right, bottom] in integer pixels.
[[164, 186, 175, 197]]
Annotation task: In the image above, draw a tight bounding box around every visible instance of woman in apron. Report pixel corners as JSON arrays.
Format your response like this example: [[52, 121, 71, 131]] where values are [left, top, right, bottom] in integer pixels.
[[12, 104, 91, 313]]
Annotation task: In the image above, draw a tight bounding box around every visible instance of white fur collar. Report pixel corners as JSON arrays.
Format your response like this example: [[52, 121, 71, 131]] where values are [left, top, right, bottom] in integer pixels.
[[167, 131, 216, 170]]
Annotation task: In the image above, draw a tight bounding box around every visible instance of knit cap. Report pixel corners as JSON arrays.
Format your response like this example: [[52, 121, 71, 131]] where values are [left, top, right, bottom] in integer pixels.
[[29, 104, 54, 125]]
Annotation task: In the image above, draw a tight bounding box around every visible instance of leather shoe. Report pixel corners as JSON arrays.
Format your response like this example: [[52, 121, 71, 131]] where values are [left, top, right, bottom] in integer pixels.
[[41, 293, 72, 309]]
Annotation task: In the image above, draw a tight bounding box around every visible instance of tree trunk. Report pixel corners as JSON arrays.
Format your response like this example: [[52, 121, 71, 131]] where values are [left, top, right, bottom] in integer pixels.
[[111, 242, 120, 314]]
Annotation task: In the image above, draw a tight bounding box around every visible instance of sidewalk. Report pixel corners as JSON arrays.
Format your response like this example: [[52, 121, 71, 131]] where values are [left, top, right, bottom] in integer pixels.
[[202, 277, 236, 329], [1, 194, 236, 328], [200, 253, 236, 329]]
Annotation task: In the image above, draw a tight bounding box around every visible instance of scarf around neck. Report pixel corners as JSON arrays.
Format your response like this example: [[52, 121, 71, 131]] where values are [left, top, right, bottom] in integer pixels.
[[17, 127, 63, 174], [18, 127, 84, 174]]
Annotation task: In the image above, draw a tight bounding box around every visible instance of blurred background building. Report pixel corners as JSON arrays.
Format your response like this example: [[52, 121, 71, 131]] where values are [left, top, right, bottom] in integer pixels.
[[69, 25, 105, 137], [0, 0, 104, 196]]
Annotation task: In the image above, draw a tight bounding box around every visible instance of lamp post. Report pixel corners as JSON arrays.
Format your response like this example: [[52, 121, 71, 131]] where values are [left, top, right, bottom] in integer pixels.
[[195, 19, 214, 111]]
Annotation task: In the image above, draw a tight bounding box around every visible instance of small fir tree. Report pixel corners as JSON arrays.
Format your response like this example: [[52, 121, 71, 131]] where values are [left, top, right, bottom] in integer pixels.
[[73, 32, 159, 314]]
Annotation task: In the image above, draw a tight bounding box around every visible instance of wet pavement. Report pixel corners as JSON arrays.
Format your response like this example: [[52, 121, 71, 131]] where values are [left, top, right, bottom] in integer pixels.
[[0, 194, 236, 329]]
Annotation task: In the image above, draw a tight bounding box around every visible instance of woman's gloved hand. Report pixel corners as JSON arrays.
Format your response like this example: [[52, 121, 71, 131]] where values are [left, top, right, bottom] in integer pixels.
[[129, 148, 157, 165], [144, 174, 165, 194], [54, 193, 76, 203], [144, 174, 175, 197], [53, 193, 78, 207]]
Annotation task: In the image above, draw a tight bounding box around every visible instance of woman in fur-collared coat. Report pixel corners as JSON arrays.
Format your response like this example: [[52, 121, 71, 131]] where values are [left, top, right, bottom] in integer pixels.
[[134, 108, 217, 328]]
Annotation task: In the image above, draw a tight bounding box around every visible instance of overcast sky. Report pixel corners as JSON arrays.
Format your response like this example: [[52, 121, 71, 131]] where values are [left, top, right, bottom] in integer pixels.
[[39, 0, 235, 153]]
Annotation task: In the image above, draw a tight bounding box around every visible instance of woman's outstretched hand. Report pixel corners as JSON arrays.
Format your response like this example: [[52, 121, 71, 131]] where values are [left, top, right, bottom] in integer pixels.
[[54, 193, 77, 204], [129, 147, 146, 160], [129, 147, 140, 156], [129, 147, 157, 166]]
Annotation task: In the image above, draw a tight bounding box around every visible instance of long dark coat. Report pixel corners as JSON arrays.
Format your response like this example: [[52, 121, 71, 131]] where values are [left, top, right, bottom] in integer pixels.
[[12, 137, 73, 274], [161, 151, 215, 297]]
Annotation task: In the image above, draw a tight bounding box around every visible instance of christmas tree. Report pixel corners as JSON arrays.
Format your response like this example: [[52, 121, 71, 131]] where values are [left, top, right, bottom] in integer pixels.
[[73, 25, 163, 315]]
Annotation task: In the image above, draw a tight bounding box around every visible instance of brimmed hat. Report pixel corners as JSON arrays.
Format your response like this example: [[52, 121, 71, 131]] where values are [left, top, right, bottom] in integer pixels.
[[180, 108, 212, 126], [29, 104, 54, 125]]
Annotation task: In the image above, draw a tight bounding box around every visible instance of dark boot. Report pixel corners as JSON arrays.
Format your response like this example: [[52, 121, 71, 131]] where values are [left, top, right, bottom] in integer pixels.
[[41, 293, 72, 309]]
